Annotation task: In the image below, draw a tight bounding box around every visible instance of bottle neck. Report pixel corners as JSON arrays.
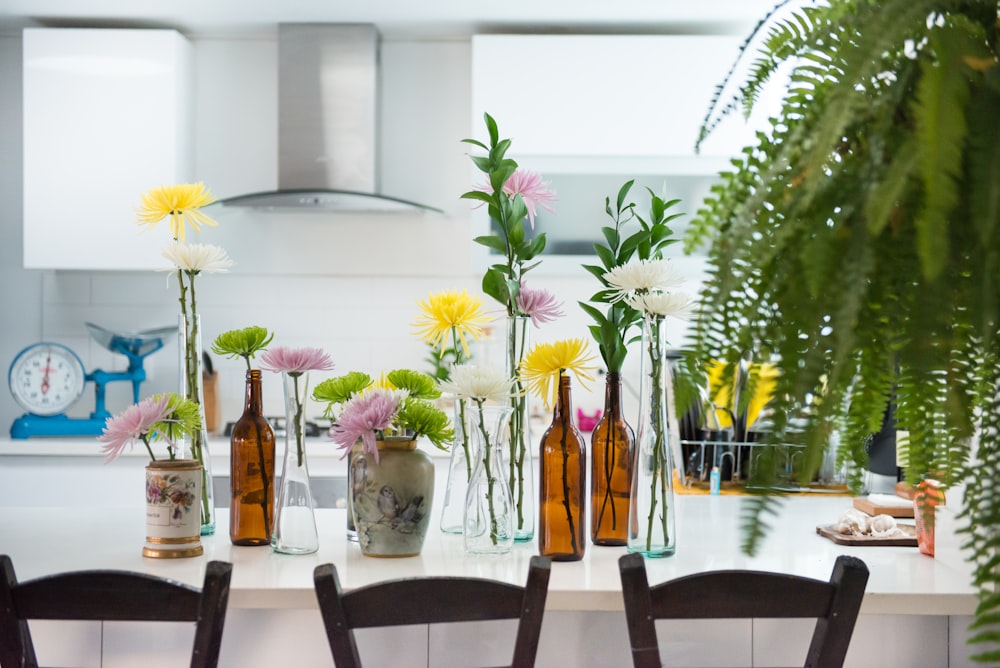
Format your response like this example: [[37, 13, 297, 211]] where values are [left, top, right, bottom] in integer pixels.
[[244, 369, 264, 413], [553, 374, 573, 425], [603, 372, 624, 418]]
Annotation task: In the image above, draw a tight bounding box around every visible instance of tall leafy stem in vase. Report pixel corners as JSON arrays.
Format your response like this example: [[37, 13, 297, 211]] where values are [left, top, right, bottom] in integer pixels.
[[462, 112, 553, 535], [580, 180, 682, 373], [579, 181, 682, 534], [461, 112, 547, 316]]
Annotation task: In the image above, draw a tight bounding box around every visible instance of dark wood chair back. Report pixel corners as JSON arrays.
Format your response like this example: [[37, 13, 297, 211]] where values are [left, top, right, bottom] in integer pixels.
[[0, 555, 232, 668], [618, 553, 869, 668], [314, 555, 551, 668]]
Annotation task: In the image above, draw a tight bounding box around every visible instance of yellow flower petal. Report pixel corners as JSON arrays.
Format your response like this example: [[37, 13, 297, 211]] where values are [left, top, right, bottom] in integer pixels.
[[412, 289, 490, 359], [135, 182, 218, 242], [518, 338, 597, 409]]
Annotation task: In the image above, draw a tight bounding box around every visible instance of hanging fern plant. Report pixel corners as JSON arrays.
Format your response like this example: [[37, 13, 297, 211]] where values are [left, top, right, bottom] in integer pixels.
[[685, 0, 1000, 660]]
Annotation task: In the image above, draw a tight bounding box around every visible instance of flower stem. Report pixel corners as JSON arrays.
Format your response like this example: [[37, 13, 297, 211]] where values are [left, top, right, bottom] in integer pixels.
[[644, 317, 668, 551], [507, 316, 529, 532], [448, 328, 474, 481], [476, 401, 500, 545]]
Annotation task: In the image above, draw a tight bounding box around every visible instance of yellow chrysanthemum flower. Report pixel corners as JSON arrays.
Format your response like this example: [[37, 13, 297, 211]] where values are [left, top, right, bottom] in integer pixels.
[[519, 338, 597, 409], [412, 289, 490, 359], [136, 182, 218, 242]]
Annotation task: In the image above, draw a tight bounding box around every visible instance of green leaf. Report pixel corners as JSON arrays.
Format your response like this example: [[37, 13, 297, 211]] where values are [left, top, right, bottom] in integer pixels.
[[594, 244, 615, 270], [616, 180, 636, 212], [482, 268, 509, 306], [461, 190, 493, 204], [474, 234, 508, 253], [601, 226, 620, 251], [582, 264, 607, 282]]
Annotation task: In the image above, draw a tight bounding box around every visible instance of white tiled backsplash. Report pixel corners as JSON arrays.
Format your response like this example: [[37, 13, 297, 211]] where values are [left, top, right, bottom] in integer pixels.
[[38, 266, 701, 431]]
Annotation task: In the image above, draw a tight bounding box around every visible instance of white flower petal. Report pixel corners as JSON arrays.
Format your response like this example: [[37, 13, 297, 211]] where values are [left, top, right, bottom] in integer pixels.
[[626, 291, 695, 318], [163, 241, 234, 273], [438, 364, 513, 403], [603, 258, 683, 301]]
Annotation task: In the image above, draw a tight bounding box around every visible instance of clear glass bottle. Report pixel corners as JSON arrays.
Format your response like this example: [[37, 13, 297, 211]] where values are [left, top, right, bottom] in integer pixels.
[[463, 403, 515, 554], [628, 313, 677, 558], [591, 371, 634, 545], [539, 374, 586, 561], [230, 369, 275, 546], [271, 370, 319, 554], [440, 397, 472, 534]]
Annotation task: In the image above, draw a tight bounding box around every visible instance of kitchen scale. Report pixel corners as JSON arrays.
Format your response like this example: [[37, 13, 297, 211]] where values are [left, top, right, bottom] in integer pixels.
[[8, 322, 176, 439]]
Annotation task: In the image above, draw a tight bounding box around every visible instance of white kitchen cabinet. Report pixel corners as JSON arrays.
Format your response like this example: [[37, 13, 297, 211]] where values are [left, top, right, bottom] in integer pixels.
[[470, 34, 783, 265], [471, 34, 775, 159], [22, 28, 193, 271]]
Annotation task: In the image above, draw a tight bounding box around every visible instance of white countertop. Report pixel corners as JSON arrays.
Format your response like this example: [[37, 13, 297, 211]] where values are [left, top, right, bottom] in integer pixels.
[[0, 496, 977, 616]]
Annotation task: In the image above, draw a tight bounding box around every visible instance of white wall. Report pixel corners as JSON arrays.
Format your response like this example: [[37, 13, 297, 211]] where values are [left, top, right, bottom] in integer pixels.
[[2, 32, 669, 435]]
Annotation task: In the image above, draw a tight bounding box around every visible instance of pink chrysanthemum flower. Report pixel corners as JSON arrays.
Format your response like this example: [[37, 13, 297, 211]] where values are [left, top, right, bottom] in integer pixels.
[[517, 283, 564, 327], [503, 169, 556, 229], [259, 346, 335, 374], [98, 394, 171, 463], [330, 390, 404, 463]]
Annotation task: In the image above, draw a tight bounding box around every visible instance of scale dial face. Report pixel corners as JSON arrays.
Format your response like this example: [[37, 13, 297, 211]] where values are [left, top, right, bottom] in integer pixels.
[[8, 343, 86, 416]]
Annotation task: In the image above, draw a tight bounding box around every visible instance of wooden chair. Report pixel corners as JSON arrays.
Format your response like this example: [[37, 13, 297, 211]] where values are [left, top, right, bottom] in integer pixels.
[[0, 555, 232, 668], [314, 555, 551, 668], [618, 553, 869, 668]]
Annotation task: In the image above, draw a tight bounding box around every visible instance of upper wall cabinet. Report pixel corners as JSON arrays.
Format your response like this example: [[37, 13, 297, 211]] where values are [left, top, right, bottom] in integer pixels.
[[470, 35, 782, 266], [23, 28, 194, 270], [471, 34, 773, 160]]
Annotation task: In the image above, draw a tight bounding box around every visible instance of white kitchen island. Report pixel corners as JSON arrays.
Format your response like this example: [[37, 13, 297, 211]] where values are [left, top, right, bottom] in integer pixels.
[[0, 438, 982, 667]]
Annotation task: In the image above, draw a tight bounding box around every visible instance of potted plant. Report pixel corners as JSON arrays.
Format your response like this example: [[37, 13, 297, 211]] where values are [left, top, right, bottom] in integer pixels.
[[684, 0, 999, 659]]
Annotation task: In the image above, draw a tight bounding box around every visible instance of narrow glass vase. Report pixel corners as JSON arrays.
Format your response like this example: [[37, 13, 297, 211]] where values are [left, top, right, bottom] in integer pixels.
[[463, 403, 515, 555], [627, 313, 677, 558], [505, 315, 535, 542], [177, 313, 215, 535], [272, 370, 319, 555], [440, 397, 473, 534]]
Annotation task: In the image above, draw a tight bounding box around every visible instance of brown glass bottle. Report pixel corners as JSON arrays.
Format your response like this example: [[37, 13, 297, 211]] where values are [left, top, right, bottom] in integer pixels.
[[539, 374, 586, 561], [590, 372, 634, 545], [230, 369, 275, 546]]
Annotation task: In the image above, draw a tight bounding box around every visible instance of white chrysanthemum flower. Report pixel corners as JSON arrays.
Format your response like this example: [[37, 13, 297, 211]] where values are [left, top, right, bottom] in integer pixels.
[[438, 364, 513, 404], [627, 291, 696, 318], [163, 241, 234, 273], [603, 258, 683, 302]]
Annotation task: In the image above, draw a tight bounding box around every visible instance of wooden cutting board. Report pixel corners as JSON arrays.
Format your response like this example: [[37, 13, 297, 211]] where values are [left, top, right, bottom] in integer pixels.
[[816, 524, 917, 546], [853, 496, 914, 518]]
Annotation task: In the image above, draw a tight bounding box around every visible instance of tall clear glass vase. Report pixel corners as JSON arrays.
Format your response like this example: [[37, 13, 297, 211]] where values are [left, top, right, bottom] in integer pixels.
[[272, 370, 319, 554], [440, 397, 472, 534], [505, 315, 535, 542], [463, 403, 515, 554], [177, 314, 215, 535], [628, 313, 677, 558]]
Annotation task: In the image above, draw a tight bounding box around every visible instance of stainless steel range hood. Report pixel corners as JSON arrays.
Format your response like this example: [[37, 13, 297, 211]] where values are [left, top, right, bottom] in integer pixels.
[[216, 24, 441, 213]]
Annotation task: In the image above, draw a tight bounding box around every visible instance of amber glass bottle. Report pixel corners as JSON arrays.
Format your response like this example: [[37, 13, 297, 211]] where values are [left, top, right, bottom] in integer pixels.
[[539, 374, 586, 561], [230, 369, 275, 546], [590, 372, 634, 545]]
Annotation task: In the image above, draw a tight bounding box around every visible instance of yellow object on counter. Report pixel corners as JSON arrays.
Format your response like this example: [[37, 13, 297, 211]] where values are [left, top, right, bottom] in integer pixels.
[[706, 360, 778, 430]]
